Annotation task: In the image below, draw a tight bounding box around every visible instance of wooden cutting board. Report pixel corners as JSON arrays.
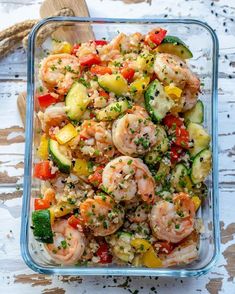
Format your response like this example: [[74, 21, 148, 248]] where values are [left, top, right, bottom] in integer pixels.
[[17, 0, 92, 127]]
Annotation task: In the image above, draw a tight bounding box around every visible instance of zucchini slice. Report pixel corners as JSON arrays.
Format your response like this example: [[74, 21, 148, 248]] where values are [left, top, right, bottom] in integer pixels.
[[171, 163, 192, 192], [108, 232, 134, 263], [145, 80, 174, 122], [49, 139, 72, 173], [32, 209, 53, 243], [187, 122, 211, 157], [98, 74, 128, 96], [145, 125, 169, 164], [191, 149, 212, 184], [65, 82, 90, 121], [184, 100, 204, 124], [96, 100, 129, 121], [156, 35, 193, 59]]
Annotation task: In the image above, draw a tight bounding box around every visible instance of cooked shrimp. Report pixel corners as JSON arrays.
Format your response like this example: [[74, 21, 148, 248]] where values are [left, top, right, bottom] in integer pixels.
[[45, 219, 85, 265], [154, 53, 200, 111], [38, 102, 68, 133], [78, 120, 116, 163], [102, 156, 155, 203], [112, 107, 157, 156], [150, 192, 195, 243], [80, 195, 124, 236], [40, 53, 80, 95], [161, 231, 199, 267], [98, 32, 143, 61]]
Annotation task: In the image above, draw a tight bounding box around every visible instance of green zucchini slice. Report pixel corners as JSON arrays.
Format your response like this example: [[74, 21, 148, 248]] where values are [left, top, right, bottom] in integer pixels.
[[156, 35, 193, 59], [191, 149, 212, 184], [32, 209, 53, 244], [49, 139, 72, 173]]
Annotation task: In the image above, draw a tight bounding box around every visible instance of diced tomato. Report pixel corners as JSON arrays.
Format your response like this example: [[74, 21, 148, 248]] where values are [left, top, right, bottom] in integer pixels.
[[34, 160, 56, 180], [34, 198, 50, 210], [147, 28, 167, 47], [88, 165, 104, 187], [90, 65, 112, 75], [121, 67, 135, 83], [89, 112, 96, 119], [79, 54, 101, 67], [68, 215, 83, 229], [170, 144, 184, 164], [38, 93, 57, 108], [174, 127, 189, 149], [98, 90, 109, 99], [163, 114, 183, 129], [155, 241, 174, 254], [96, 242, 112, 264], [71, 43, 81, 55], [93, 40, 108, 46]]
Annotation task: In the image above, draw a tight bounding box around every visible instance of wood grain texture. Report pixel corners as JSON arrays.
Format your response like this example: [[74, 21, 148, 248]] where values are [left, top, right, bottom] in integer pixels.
[[0, 0, 235, 293]]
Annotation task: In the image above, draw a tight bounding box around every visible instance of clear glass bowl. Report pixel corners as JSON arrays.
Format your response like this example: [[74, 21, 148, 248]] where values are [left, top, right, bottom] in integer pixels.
[[21, 17, 219, 276]]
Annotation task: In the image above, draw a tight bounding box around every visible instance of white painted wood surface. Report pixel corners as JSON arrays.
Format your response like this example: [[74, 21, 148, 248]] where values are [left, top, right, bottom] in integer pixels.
[[0, 0, 235, 293]]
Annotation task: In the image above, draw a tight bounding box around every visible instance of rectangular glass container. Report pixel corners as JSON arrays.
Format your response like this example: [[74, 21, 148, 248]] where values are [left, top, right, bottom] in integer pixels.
[[21, 17, 219, 277]]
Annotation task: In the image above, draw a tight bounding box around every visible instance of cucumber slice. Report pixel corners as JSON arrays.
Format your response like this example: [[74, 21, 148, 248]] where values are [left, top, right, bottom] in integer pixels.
[[98, 74, 128, 96], [49, 139, 72, 173], [96, 100, 129, 121], [191, 149, 212, 184], [187, 122, 211, 157], [145, 125, 169, 164], [184, 100, 204, 124], [171, 163, 192, 192], [145, 80, 174, 122], [156, 35, 193, 59], [65, 82, 89, 121], [32, 209, 53, 243]]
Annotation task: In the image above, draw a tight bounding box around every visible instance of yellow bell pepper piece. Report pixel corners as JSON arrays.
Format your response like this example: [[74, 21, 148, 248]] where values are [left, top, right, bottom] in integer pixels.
[[131, 238, 151, 252], [50, 203, 75, 218], [142, 246, 163, 268], [164, 85, 182, 100], [52, 41, 72, 54], [73, 158, 90, 176], [55, 123, 77, 145], [37, 134, 48, 160], [49, 207, 55, 225], [191, 196, 201, 211], [136, 53, 154, 71], [130, 76, 150, 99]]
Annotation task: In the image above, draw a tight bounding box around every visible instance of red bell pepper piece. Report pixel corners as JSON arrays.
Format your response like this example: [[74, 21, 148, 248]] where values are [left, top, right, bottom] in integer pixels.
[[170, 144, 184, 164], [80, 54, 101, 67], [34, 160, 56, 180], [93, 40, 108, 46], [88, 166, 104, 187], [163, 114, 183, 129], [149, 28, 167, 46], [98, 90, 109, 99], [34, 198, 50, 210], [38, 93, 57, 108], [68, 215, 83, 229], [155, 241, 174, 254], [174, 127, 190, 149], [121, 67, 135, 83], [90, 65, 112, 75], [71, 43, 81, 55], [96, 242, 112, 264]]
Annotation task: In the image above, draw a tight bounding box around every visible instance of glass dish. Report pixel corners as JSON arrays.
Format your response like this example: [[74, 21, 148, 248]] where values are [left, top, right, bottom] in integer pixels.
[[21, 17, 219, 277]]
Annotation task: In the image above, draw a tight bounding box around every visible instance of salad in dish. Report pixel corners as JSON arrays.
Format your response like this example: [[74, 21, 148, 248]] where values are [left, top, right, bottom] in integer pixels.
[[32, 28, 212, 268]]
